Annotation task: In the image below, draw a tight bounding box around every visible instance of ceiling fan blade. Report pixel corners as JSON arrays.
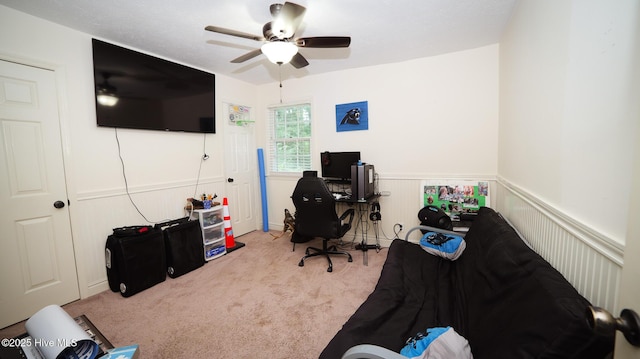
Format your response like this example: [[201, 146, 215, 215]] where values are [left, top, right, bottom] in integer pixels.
[[205, 25, 265, 42], [290, 52, 309, 69], [276, 2, 306, 38], [230, 49, 263, 63], [295, 36, 351, 48]]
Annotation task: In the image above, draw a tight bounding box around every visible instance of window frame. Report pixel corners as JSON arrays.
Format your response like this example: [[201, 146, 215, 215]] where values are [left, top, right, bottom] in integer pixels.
[[267, 101, 313, 175]]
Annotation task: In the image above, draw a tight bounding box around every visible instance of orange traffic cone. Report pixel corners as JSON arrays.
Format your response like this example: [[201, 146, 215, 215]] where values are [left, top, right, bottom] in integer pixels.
[[223, 197, 235, 249], [222, 197, 245, 253]]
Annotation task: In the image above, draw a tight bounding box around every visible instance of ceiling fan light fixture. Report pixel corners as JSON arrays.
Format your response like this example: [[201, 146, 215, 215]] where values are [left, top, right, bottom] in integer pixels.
[[261, 41, 298, 65], [206, 2, 346, 70]]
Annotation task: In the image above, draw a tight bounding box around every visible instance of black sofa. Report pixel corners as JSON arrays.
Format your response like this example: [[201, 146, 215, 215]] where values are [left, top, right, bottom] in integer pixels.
[[320, 207, 613, 359]]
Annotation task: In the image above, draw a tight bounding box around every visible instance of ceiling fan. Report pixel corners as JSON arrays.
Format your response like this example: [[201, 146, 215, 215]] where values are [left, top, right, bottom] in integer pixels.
[[204, 2, 351, 68]]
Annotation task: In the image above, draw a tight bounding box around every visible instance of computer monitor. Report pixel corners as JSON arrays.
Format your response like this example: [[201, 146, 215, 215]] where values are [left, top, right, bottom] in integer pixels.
[[320, 151, 361, 181]]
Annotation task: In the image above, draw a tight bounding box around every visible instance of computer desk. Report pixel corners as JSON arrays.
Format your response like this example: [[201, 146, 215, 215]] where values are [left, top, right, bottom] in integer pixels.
[[335, 194, 381, 266]]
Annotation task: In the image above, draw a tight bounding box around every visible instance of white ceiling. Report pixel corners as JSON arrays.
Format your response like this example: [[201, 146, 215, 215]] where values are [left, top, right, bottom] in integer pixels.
[[1, 0, 518, 85]]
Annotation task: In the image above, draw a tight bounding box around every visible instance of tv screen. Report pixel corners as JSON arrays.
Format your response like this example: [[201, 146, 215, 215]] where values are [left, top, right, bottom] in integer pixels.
[[92, 39, 215, 133], [320, 151, 361, 181]]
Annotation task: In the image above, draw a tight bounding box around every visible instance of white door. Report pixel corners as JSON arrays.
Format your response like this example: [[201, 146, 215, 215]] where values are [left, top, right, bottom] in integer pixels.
[[0, 60, 79, 328], [614, 114, 640, 356], [223, 103, 257, 236]]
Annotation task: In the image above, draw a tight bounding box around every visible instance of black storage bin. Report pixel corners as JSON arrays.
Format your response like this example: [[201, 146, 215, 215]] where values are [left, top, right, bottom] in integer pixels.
[[105, 225, 166, 297], [157, 217, 205, 278]]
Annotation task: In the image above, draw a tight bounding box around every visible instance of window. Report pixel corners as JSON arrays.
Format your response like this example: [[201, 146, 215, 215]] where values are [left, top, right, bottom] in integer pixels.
[[269, 103, 312, 173]]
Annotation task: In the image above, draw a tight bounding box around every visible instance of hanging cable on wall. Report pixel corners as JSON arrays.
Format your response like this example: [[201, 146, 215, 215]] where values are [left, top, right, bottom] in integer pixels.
[[193, 133, 209, 199], [114, 128, 155, 223]]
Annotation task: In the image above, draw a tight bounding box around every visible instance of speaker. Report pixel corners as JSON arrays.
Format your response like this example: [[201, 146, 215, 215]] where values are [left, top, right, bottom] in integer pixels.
[[369, 202, 381, 221], [417, 205, 452, 231]]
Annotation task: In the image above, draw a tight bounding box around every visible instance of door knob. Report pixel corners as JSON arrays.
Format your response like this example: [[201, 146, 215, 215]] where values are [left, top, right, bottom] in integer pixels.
[[53, 200, 66, 209], [227, 178, 234, 183]]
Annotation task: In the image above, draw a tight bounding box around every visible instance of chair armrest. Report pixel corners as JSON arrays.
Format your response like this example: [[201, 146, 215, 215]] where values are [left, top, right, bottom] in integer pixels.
[[405, 225, 466, 240], [340, 208, 356, 226], [341, 344, 406, 359]]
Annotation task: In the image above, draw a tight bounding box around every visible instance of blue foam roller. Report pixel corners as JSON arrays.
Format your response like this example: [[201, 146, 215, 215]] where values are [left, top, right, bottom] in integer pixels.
[[257, 148, 269, 231]]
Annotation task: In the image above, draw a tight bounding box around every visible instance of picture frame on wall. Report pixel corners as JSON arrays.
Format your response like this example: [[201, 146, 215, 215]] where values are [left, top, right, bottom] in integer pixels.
[[336, 101, 368, 132]]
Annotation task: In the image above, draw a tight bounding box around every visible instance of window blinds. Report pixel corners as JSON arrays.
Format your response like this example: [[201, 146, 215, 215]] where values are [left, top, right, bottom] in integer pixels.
[[268, 103, 312, 173]]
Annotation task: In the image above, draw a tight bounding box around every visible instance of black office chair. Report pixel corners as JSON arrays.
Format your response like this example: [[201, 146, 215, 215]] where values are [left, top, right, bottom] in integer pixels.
[[291, 172, 354, 272]]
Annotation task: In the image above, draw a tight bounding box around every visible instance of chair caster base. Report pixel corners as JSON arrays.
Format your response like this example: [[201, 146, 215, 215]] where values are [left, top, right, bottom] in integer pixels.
[[297, 240, 352, 272]]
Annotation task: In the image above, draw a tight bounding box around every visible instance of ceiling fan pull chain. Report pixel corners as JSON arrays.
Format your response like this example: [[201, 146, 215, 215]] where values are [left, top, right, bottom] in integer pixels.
[[279, 64, 283, 104]]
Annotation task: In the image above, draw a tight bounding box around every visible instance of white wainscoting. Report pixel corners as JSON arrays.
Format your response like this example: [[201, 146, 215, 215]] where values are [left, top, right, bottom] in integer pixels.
[[72, 178, 226, 297], [495, 177, 624, 313]]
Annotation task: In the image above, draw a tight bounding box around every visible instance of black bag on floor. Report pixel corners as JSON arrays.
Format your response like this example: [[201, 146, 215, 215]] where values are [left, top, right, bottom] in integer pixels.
[[156, 217, 205, 278], [105, 225, 166, 297]]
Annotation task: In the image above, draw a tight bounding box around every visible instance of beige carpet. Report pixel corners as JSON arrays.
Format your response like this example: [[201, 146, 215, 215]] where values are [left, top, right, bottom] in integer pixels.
[[0, 231, 388, 358]]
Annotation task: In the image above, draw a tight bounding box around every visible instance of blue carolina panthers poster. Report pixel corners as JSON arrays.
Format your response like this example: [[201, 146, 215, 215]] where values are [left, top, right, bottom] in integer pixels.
[[336, 101, 368, 132]]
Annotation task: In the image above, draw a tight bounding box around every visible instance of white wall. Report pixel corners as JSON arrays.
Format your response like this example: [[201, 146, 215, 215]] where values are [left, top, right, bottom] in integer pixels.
[[0, 6, 258, 297], [498, 0, 639, 245], [256, 45, 500, 239], [256, 45, 499, 176]]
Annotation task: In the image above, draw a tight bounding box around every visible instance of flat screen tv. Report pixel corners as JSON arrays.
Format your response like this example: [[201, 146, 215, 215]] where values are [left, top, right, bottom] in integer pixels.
[[92, 38, 215, 133], [320, 151, 361, 181]]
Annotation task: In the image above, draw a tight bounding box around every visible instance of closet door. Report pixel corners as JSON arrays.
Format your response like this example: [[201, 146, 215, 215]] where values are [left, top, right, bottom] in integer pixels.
[[0, 60, 79, 328]]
